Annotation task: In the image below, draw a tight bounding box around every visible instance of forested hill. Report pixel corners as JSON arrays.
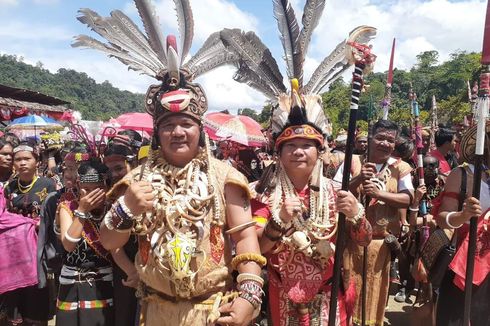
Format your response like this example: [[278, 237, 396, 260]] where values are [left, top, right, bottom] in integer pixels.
[[0, 54, 145, 120], [0, 50, 483, 133]]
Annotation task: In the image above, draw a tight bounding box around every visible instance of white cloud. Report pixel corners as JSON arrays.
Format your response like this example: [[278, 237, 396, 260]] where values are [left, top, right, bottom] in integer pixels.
[[307, 0, 485, 80], [0, 0, 18, 6], [0, 0, 487, 115], [196, 66, 267, 112], [0, 21, 71, 41]]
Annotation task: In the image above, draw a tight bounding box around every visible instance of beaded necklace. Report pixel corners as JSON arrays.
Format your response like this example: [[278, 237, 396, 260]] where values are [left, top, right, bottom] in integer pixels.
[[17, 176, 38, 194], [271, 161, 337, 248], [133, 137, 222, 297]]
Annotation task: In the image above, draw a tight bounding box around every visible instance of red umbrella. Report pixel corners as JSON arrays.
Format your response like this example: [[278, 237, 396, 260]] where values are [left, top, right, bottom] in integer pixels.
[[204, 112, 266, 147], [115, 112, 153, 133]]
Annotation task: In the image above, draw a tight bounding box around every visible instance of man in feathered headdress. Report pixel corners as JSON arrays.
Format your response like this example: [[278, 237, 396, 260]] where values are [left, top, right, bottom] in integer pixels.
[[73, 1, 265, 325]]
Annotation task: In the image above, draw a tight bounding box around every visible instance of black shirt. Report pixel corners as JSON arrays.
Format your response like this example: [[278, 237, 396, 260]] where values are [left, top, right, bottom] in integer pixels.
[[5, 176, 56, 218]]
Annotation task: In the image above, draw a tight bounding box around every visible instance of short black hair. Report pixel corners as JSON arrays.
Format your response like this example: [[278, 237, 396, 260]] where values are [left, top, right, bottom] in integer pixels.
[[435, 128, 455, 147], [0, 137, 11, 151], [4, 132, 20, 148], [394, 136, 414, 161], [117, 129, 142, 143], [372, 119, 399, 136], [78, 159, 109, 184], [104, 143, 134, 161], [14, 140, 39, 161]]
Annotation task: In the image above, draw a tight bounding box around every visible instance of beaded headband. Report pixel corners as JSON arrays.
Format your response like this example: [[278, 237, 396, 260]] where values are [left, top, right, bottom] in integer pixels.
[[13, 145, 35, 154], [79, 173, 106, 184], [275, 124, 324, 150]]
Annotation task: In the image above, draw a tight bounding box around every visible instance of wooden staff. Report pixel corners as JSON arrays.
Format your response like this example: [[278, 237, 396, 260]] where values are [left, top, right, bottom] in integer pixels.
[[410, 88, 429, 245], [463, 3, 490, 324], [328, 43, 376, 326]]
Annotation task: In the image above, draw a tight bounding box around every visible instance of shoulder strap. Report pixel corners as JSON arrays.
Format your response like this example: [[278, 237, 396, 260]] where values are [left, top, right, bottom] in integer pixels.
[[458, 166, 467, 211]]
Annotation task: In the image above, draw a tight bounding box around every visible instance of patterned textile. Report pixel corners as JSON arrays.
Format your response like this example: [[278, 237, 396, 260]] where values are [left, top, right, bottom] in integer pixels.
[[343, 155, 412, 326], [251, 178, 349, 326]]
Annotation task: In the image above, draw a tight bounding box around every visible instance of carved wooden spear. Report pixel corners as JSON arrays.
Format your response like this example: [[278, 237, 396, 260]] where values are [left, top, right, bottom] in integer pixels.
[[328, 41, 376, 326], [463, 2, 490, 324]]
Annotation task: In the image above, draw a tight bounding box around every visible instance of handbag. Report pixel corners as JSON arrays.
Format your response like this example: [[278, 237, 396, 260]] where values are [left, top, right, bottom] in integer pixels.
[[420, 166, 466, 288]]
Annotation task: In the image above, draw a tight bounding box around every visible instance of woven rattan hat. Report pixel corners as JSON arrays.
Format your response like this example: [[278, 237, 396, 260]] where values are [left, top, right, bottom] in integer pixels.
[[459, 121, 490, 163]]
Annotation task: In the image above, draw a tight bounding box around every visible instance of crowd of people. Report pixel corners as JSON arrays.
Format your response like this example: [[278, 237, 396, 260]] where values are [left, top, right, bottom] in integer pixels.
[[0, 0, 488, 325], [0, 102, 488, 326]]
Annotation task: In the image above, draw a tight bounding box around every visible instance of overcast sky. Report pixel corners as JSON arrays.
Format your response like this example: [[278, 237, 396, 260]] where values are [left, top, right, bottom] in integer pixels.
[[0, 0, 486, 115]]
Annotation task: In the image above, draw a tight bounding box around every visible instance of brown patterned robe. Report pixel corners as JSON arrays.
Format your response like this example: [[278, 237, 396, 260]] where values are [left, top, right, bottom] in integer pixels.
[[109, 157, 250, 326], [342, 155, 412, 326]]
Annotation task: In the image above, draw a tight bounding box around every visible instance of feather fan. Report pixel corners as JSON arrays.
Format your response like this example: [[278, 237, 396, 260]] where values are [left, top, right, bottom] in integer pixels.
[[173, 0, 194, 62], [220, 28, 286, 95], [233, 63, 278, 101], [72, 35, 157, 76], [298, 0, 326, 54], [304, 25, 377, 94], [134, 0, 167, 66], [76, 9, 162, 74], [272, 0, 303, 84], [110, 10, 164, 68]]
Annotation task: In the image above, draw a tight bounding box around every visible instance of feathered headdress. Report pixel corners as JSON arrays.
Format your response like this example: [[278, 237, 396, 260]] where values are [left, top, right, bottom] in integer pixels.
[[218, 0, 376, 148], [72, 0, 242, 124]]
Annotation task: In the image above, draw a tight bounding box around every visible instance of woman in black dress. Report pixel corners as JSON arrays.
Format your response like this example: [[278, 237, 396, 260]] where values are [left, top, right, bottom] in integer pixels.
[[56, 159, 115, 326]]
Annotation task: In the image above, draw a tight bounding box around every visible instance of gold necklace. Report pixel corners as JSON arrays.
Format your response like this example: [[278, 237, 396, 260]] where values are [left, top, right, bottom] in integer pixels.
[[17, 176, 38, 194]]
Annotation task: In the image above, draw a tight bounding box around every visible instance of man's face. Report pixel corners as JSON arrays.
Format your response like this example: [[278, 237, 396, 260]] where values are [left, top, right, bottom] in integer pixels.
[[424, 157, 439, 178], [158, 114, 201, 166], [279, 138, 319, 176], [355, 137, 368, 152], [371, 128, 397, 162], [14, 151, 37, 179], [0, 144, 13, 170], [104, 157, 130, 184]]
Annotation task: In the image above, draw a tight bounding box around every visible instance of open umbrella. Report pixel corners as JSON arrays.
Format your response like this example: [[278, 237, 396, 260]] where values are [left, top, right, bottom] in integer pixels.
[[7, 115, 63, 140], [204, 112, 266, 147], [115, 112, 153, 133], [7, 115, 63, 131]]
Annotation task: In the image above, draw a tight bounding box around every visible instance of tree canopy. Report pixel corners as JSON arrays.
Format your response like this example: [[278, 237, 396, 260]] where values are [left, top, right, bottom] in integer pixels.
[[0, 54, 144, 120]]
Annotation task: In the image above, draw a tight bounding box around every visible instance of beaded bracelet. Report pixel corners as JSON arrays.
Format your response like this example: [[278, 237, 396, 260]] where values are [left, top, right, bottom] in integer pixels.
[[231, 253, 267, 271], [347, 203, 365, 223], [238, 280, 263, 310], [408, 206, 420, 212], [271, 209, 292, 231], [74, 210, 92, 221], [117, 197, 134, 218], [237, 273, 265, 287], [106, 204, 134, 231], [239, 292, 262, 310]]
